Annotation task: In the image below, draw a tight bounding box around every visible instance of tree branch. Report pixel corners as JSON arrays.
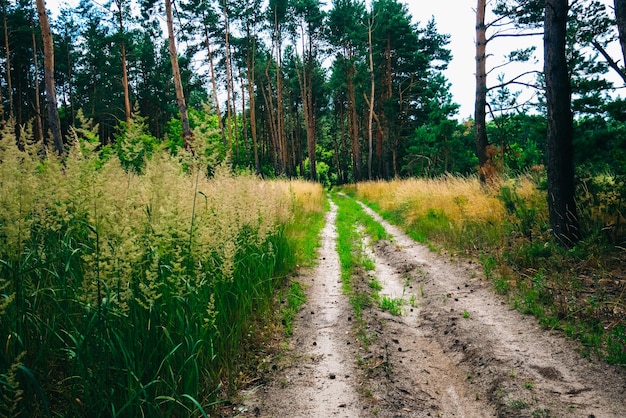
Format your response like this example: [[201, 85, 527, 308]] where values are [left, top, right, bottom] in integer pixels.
[[591, 40, 626, 84], [487, 31, 543, 43], [487, 70, 542, 91]]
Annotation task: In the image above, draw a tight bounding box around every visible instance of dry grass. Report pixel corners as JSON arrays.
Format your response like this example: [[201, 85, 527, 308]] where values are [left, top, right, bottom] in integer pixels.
[[355, 175, 507, 228]]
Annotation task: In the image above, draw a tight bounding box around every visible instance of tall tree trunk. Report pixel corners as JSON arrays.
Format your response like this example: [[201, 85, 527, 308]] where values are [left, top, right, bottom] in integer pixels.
[[3, 1, 13, 119], [203, 20, 226, 146], [615, 0, 626, 68], [221, 2, 234, 152], [544, 0, 579, 245], [245, 25, 259, 173], [346, 55, 360, 182], [240, 72, 250, 166], [272, 8, 287, 175], [298, 24, 316, 181], [475, 0, 489, 183], [36, 0, 63, 155], [115, 0, 132, 129], [165, 0, 193, 150], [262, 68, 280, 174], [367, 16, 375, 180], [31, 18, 43, 143]]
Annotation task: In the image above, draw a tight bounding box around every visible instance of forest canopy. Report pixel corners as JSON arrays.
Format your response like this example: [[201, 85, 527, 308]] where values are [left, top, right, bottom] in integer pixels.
[[0, 0, 625, 186]]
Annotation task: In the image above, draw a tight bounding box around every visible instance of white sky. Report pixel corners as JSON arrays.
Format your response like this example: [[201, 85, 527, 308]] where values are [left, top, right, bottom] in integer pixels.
[[406, 1, 478, 119]]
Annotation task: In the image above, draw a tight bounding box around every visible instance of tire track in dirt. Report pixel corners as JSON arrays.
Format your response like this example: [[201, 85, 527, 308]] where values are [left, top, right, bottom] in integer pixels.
[[237, 201, 363, 417], [359, 201, 626, 417], [236, 198, 626, 417]]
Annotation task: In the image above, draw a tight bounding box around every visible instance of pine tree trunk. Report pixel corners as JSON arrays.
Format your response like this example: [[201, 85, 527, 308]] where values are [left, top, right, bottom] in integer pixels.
[[245, 25, 259, 173], [3, 1, 13, 119], [544, 0, 579, 245], [115, 0, 131, 129], [367, 16, 375, 180], [298, 26, 316, 181], [165, 0, 193, 150], [347, 56, 360, 182], [615, 0, 626, 68], [222, 3, 234, 152], [31, 18, 43, 143], [475, 0, 489, 183], [36, 0, 63, 155], [204, 21, 226, 146]]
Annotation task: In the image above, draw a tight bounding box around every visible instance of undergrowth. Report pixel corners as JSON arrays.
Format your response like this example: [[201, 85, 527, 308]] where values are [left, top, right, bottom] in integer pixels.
[[0, 120, 325, 416], [347, 174, 626, 365]]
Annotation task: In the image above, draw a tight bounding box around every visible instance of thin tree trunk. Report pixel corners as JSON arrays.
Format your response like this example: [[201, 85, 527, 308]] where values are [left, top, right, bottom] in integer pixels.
[[297, 24, 316, 181], [35, 0, 63, 155], [262, 67, 280, 173], [272, 8, 287, 175], [221, 2, 234, 152], [31, 18, 43, 143], [615, 0, 626, 70], [3, 1, 13, 119], [115, 0, 131, 129], [475, 0, 489, 183], [245, 25, 259, 173], [367, 16, 375, 180], [203, 21, 226, 146], [544, 0, 579, 245], [241, 73, 250, 166], [347, 61, 360, 182], [165, 0, 193, 150]]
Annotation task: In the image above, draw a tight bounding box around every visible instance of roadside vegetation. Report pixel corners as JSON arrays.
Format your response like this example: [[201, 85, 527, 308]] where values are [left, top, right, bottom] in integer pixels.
[[332, 193, 388, 350], [0, 123, 325, 417], [343, 173, 626, 365]]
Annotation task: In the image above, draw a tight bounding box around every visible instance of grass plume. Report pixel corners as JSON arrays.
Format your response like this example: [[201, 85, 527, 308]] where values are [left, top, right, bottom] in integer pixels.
[[0, 122, 324, 416]]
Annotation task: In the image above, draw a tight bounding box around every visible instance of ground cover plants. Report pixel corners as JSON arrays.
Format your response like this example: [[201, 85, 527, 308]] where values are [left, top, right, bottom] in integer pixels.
[[345, 174, 626, 364], [332, 193, 388, 349], [0, 122, 324, 417]]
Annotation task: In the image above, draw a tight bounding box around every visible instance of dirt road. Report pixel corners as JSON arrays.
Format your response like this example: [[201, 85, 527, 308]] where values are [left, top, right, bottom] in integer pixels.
[[236, 198, 626, 417]]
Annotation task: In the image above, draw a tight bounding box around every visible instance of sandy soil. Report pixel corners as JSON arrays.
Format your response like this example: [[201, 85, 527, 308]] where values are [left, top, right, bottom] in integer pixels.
[[234, 198, 626, 417]]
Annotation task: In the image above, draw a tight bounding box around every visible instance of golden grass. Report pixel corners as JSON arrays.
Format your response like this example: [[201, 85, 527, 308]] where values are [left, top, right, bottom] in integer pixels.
[[355, 175, 508, 227]]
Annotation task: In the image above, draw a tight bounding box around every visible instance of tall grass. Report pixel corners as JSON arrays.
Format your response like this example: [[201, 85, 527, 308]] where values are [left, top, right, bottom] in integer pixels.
[[0, 122, 324, 416], [349, 174, 625, 364], [348, 176, 516, 252]]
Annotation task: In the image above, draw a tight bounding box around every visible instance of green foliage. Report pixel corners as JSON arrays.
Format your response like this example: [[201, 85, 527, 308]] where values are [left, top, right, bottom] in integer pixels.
[[380, 296, 403, 316], [403, 120, 477, 177], [281, 281, 307, 337], [498, 185, 540, 241], [0, 128, 322, 416], [114, 113, 158, 173]]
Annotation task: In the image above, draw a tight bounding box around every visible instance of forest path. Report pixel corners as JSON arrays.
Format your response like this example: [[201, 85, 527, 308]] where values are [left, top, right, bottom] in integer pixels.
[[235, 197, 626, 417]]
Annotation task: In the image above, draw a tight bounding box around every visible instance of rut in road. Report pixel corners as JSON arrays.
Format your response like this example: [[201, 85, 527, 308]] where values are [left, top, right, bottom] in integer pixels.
[[236, 197, 626, 417], [238, 200, 363, 417]]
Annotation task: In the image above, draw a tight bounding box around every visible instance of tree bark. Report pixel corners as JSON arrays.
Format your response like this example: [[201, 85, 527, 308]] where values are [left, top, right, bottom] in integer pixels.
[[245, 24, 259, 173], [115, 0, 132, 129], [3, 1, 13, 119], [475, 0, 489, 182], [31, 18, 43, 143], [36, 0, 63, 155], [346, 54, 360, 182], [615, 0, 626, 69], [203, 18, 226, 146], [367, 16, 375, 180], [297, 23, 317, 181], [221, 1, 234, 153], [544, 0, 579, 245], [165, 0, 193, 150]]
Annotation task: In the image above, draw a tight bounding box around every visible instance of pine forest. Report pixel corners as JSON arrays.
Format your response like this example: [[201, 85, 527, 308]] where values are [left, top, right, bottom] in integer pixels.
[[1, 0, 625, 416]]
